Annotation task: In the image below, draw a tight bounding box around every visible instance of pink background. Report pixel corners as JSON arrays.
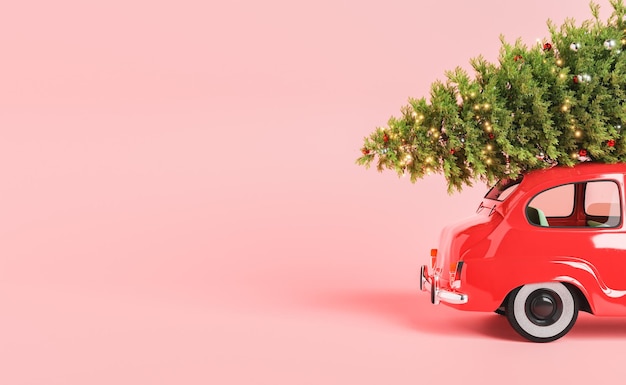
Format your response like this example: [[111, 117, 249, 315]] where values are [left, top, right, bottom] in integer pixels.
[[2, 1, 625, 383]]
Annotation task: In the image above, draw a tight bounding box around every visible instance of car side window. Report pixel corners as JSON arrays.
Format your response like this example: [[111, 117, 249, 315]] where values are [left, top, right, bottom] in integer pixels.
[[526, 180, 622, 228], [584, 181, 621, 227], [527, 184, 575, 225]]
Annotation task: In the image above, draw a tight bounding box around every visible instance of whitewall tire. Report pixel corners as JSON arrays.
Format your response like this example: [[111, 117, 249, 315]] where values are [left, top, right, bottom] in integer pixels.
[[506, 282, 578, 343]]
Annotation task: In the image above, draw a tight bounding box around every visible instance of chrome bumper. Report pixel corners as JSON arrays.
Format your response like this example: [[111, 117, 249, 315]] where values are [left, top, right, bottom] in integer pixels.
[[420, 265, 468, 305]]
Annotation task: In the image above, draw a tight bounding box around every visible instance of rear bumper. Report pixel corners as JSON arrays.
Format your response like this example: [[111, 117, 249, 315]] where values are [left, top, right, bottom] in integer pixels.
[[420, 265, 468, 305]]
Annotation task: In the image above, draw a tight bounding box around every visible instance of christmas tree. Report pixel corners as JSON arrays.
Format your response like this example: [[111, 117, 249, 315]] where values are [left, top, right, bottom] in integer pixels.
[[357, 1, 626, 192]]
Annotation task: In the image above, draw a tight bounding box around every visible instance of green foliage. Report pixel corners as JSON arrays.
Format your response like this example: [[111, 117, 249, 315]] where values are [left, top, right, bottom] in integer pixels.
[[357, 1, 626, 193]]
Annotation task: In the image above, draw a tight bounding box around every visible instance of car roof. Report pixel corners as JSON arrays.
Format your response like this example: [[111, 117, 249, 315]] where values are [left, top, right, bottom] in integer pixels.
[[522, 162, 626, 186]]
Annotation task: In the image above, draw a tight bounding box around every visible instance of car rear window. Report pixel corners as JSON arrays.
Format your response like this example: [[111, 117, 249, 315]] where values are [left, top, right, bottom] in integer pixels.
[[485, 176, 523, 201]]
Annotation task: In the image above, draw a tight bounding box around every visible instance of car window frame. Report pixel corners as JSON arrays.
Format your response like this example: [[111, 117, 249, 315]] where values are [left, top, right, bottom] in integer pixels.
[[525, 178, 623, 229]]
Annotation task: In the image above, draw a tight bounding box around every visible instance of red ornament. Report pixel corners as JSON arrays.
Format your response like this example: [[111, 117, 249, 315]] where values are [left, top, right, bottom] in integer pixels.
[[383, 133, 389, 143], [543, 42, 552, 51], [579, 149, 588, 157], [450, 149, 456, 155], [608, 139, 616, 147], [488, 133, 495, 140], [573, 75, 580, 84], [361, 148, 370, 155], [514, 55, 523, 62]]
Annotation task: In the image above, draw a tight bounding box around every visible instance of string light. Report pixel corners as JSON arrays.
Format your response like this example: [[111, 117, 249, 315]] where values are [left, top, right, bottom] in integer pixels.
[[556, 58, 564, 66], [486, 158, 493, 165], [575, 130, 582, 138], [486, 144, 493, 151]]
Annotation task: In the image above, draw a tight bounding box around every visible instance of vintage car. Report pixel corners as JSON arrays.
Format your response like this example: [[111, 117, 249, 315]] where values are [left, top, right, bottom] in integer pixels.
[[420, 162, 626, 342]]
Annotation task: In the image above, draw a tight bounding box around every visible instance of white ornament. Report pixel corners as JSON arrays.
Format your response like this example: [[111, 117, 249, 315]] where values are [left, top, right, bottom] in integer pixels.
[[604, 39, 617, 49], [570, 42, 581, 51], [582, 74, 592, 82]]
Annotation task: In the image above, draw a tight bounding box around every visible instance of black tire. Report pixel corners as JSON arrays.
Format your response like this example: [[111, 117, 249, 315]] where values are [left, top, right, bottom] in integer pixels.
[[506, 282, 578, 343], [494, 306, 506, 316]]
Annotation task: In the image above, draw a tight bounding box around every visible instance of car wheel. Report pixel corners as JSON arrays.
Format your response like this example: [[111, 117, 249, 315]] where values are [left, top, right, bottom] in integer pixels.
[[506, 282, 578, 343], [494, 306, 506, 315]]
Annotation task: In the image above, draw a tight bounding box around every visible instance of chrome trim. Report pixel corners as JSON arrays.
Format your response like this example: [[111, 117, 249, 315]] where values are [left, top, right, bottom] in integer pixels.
[[420, 264, 469, 305], [438, 290, 468, 304]]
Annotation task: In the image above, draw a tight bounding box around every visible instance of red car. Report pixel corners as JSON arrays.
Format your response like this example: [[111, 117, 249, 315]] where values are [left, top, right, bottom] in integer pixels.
[[420, 162, 626, 342]]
